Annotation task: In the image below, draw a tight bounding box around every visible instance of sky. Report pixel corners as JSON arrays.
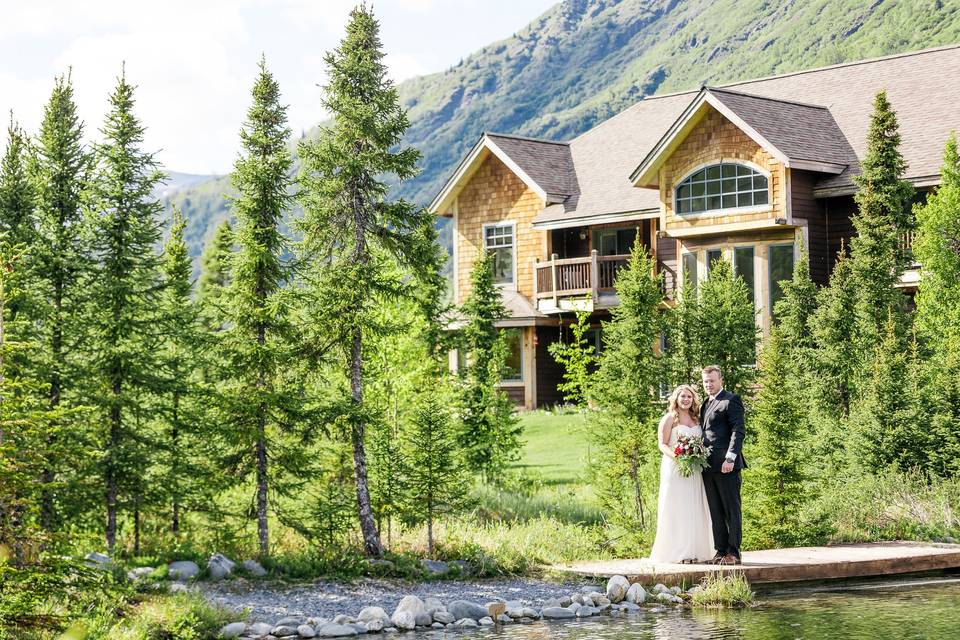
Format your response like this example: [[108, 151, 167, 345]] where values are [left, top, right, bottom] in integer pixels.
[[0, 0, 557, 175]]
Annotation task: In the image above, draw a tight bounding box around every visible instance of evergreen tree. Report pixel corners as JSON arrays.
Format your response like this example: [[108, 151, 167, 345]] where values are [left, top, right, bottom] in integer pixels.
[[296, 6, 441, 556], [402, 392, 470, 557], [457, 252, 521, 482], [197, 219, 233, 329], [590, 242, 663, 535], [696, 258, 758, 398], [0, 117, 35, 250], [773, 248, 818, 354], [547, 308, 597, 409], [749, 329, 808, 547], [30, 73, 92, 532], [218, 59, 299, 557], [85, 71, 166, 552], [810, 245, 859, 419], [849, 90, 914, 347], [665, 278, 700, 388]]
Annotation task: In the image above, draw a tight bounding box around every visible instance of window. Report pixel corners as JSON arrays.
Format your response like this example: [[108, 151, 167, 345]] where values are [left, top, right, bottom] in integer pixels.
[[682, 252, 698, 293], [484, 223, 515, 285], [706, 249, 723, 275], [675, 163, 769, 215], [769, 244, 795, 320], [734, 246, 755, 307], [592, 227, 638, 256], [501, 328, 523, 382]]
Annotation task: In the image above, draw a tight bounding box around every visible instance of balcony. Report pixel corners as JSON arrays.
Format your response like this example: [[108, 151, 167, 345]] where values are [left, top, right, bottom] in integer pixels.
[[534, 250, 630, 313]]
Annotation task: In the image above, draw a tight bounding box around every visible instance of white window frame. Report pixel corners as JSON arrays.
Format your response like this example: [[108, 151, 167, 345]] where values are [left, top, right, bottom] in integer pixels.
[[482, 221, 517, 288], [673, 161, 772, 219]]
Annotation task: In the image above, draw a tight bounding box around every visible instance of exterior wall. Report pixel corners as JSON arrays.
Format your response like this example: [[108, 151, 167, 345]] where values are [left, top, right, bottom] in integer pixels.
[[659, 107, 786, 234], [790, 169, 830, 285], [535, 324, 567, 408], [656, 234, 679, 298], [455, 153, 546, 304]]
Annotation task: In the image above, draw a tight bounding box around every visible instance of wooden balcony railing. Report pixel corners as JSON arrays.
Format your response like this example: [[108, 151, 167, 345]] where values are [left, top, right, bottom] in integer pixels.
[[534, 250, 630, 302]]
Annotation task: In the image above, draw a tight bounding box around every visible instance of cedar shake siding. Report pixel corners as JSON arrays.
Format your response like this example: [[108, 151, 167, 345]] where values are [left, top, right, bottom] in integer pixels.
[[455, 153, 545, 304], [656, 234, 678, 296]]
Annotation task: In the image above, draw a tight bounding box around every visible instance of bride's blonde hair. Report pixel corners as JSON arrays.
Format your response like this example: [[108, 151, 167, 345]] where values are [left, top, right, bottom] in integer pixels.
[[667, 384, 701, 426]]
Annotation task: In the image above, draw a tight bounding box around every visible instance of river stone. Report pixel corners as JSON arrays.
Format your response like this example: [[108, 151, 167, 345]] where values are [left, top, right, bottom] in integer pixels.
[[392, 595, 429, 628], [423, 597, 445, 616], [332, 615, 354, 625], [522, 607, 539, 619], [592, 595, 611, 607], [620, 601, 641, 612], [391, 610, 416, 631], [421, 559, 449, 575], [566, 603, 581, 614], [208, 553, 236, 580], [431, 622, 444, 629], [652, 583, 669, 594], [168, 582, 189, 593], [486, 602, 506, 618], [447, 600, 488, 621], [242, 559, 268, 577], [127, 566, 154, 581], [168, 560, 200, 581], [541, 607, 576, 619], [363, 619, 384, 632], [506, 607, 524, 619], [626, 583, 647, 604], [450, 560, 471, 575], [571, 594, 583, 605], [543, 598, 563, 608], [316, 623, 359, 637], [454, 618, 478, 628], [558, 595, 573, 607], [297, 624, 316, 638], [276, 617, 304, 627], [272, 625, 299, 637], [605, 575, 630, 603], [219, 622, 247, 638], [581, 595, 594, 607], [580, 584, 603, 593], [497, 613, 512, 624], [357, 607, 389, 625], [576, 606, 593, 617], [248, 622, 273, 637], [432, 610, 454, 624], [669, 586, 682, 595], [84, 552, 113, 569], [479, 616, 494, 626]]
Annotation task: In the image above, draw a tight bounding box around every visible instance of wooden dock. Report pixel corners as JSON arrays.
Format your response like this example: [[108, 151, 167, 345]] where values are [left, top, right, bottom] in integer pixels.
[[553, 542, 960, 586]]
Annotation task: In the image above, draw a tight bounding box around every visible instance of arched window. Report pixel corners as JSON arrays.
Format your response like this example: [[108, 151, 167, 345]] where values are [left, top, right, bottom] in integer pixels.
[[674, 163, 769, 215]]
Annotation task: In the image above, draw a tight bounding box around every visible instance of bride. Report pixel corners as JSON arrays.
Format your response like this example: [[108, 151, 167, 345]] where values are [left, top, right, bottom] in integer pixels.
[[648, 384, 714, 564]]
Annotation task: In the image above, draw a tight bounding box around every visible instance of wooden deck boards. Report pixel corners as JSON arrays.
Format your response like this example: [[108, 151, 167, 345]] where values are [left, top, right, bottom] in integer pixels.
[[553, 542, 960, 586]]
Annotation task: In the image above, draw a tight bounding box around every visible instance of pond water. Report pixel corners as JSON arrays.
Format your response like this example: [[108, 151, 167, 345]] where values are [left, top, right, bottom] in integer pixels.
[[426, 577, 960, 639]]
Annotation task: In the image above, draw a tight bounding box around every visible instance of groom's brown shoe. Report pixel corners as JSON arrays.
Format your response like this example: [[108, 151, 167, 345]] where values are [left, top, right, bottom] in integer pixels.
[[708, 553, 725, 565], [718, 554, 742, 565]]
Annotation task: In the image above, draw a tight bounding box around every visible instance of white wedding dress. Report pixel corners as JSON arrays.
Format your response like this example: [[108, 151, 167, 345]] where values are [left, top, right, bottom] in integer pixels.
[[648, 423, 715, 563]]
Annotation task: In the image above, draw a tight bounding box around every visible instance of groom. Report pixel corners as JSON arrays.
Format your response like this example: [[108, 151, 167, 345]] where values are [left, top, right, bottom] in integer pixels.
[[700, 365, 746, 565]]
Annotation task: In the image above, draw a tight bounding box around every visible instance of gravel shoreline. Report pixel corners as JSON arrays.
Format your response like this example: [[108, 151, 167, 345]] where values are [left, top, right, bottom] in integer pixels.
[[201, 577, 594, 622]]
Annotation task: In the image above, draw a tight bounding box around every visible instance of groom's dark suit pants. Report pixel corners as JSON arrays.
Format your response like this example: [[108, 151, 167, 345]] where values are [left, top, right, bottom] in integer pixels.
[[702, 470, 742, 558]]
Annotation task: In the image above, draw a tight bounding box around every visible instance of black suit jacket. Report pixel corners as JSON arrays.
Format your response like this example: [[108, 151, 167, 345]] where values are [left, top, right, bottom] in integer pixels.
[[700, 389, 747, 472]]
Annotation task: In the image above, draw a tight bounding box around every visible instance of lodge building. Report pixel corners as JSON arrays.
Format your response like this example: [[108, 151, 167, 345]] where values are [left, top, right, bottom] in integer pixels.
[[430, 45, 960, 409]]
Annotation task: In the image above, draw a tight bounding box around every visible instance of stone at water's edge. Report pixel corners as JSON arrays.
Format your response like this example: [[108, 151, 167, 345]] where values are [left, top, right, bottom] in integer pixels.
[[392, 610, 416, 630], [248, 622, 273, 636], [433, 610, 455, 624], [606, 575, 630, 603], [626, 583, 647, 604], [298, 624, 317, 638], [454, 618, 479, 627], [316, 622, 359, 637], [423, 597, 445, 616], [479, 616, 494, 626], [542, 607, 576, 619], [392, 594, 429, 628], [357, 606, 389, 626], [242, 559, 268, 577], [276, 616, 303, 627], [219, 621, 246, 638], [271, 624, 299, 636], [168, 560, 200, 581], [447, 600, 489, 621]]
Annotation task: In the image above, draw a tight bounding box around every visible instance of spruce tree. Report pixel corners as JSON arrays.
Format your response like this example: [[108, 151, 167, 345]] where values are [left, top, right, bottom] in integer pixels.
[[296, 6, 441, 556], [547, 308, 598, 409], [665, 278, 700, 388], [810, 245, 859, 420], [749, 328, 807, 548], [849, 90, 914, 347], [31, 72, 92, 532], [403, 391, 470, 557], [696, 258, 758, 398], [457, 252, 521, 482], [0, 117, 35, 250], [219, 59, 298, 557], [85, 70, 166, 552], [197, 219, 233, 329], [590, 241, 663, 535]]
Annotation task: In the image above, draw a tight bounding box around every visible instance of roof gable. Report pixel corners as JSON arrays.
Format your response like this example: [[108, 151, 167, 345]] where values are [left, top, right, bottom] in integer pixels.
[[429, 132, 576, 215]]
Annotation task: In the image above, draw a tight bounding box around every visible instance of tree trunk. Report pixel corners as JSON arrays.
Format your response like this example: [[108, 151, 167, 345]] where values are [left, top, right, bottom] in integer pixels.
[[427, 501, 434, 559], [171, 390, 180, 535], [351, 329, 383, 557], [133, 501, 140, 556], [106, 391, 120, 553], [256, 428, 268, 557]]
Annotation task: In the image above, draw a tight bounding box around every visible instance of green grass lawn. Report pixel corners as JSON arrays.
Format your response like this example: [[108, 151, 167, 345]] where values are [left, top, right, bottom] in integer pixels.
[[515, 409, 593, 486]]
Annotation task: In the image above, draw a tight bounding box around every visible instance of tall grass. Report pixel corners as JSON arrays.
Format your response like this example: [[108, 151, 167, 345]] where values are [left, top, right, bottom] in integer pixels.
[[690, 572, 754, 608]]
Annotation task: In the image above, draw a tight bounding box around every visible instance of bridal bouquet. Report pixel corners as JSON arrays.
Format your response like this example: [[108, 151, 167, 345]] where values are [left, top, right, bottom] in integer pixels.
[[674, 434, 712, 478]]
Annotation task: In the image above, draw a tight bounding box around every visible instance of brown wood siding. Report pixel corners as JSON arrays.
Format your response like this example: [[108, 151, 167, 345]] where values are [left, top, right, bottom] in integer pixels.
[[657, 234, 679, 297], [535, 324, 567, 408], [660, 107, 785, 234], [824, 195, 857, 277], [456, 153, 545, 304], [503, 386, 525, 406], [791, 169, 830, 285]]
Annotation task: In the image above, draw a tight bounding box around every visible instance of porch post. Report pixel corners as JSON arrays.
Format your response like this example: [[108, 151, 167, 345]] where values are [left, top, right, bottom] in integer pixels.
[[551, 253, 559, 307], [590, 249, 599, 300]]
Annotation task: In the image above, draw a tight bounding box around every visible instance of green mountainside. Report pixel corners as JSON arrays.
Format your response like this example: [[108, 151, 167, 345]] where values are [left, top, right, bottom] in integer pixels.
[[167, 0, 960, 270]]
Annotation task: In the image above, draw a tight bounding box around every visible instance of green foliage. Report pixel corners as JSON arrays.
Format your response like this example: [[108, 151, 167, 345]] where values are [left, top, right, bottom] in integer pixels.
[[216, 59, 300, 558], [296, 5, 442, 557], [590, 243, 663, 538], [850, 90, 914, 349], [695, 258, 758, 398], [196, 218, 233, 329], [85, 71, 167, 552], [547, 308, 597, 408], [665, 279, 700, 387], [773, 248, 818, 358], [0, 117, 34, 249], [747, 329, 808, 548], [402, 392, 471, 556], [457, 252, 522, 482], [690, 572, 754, 608]]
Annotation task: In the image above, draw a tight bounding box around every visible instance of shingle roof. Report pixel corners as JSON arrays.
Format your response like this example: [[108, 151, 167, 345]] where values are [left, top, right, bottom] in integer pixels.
[[485, 133, 579, 200], [556, 44, 960, 219]]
